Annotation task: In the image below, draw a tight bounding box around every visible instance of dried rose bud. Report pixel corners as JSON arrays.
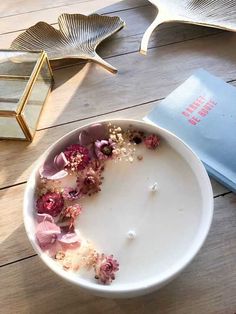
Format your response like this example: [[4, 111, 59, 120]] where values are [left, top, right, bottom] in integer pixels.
[[77, 168, 103, 196], [64, 144, 90, 171], [36, 192, 64, 217], [94, 254, 119, 284], [59, 204, 82, 229], [144, 134, 160, 149], [62, 187, 81, 201]]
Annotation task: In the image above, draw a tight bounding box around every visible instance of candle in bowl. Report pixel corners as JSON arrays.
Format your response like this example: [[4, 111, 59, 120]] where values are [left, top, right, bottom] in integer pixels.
[[24, 119, 213, 298]]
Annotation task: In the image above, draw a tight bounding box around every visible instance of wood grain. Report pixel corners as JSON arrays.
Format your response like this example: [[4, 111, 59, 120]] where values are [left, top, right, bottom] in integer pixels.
[[0, 4, 220, 50], [0, 0, 93, 18], [0, 184, 34, 266], [30, 32, 236, 131], [1, 193, 235, 314], [0, 4, 154, 48], [0, 0, 146, 35]]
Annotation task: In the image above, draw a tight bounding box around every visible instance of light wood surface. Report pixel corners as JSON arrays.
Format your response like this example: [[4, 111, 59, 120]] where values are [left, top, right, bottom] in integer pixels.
[[0, 0, 235, 313]]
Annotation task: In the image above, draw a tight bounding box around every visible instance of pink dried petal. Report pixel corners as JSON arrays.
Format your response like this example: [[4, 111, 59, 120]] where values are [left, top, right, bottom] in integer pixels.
[[47, 170, 68, 180], [58, 233, 81, 251], [36, 220, 61, 248], [39, 152, 69, 180], [57, 233, 80, 244], [36, 213, 54, 223], [79, 123, 107, 146], [54, 152, 69, 169], [39, 166, 68, 180], [48, 241, 63, 257]]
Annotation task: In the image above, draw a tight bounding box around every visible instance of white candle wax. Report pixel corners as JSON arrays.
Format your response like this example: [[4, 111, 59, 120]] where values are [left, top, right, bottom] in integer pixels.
[[76, 142, 202, 285]]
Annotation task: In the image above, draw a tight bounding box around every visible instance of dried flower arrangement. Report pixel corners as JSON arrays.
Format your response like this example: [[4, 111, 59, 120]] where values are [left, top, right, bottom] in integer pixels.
[[35, 123, 160, 285]]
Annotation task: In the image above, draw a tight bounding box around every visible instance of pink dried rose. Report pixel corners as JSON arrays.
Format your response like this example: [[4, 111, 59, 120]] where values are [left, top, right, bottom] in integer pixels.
[[94, 139, 115, 160], [62, 187, 81, 201], [144, 134, 160, 149], [59, 204, 82, 229], [77, 168, 102, 196], [36, 192, 64, 217], [94, 254, 119, 284], [64, 144, 90, 171], [39, 152, 69, 180], [36, 220, 61, 249]]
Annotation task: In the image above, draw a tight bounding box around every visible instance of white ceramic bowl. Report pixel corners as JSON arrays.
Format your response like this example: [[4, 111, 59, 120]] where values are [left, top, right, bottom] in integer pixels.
[[24, 119, 213, 298]]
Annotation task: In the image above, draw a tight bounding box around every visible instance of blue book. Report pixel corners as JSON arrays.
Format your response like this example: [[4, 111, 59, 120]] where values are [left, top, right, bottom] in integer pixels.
[[145, 69, 236, 192]]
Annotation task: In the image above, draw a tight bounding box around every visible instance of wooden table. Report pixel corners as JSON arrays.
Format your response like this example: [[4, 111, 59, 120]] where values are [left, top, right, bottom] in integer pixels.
[[0, 1, 236, 313]]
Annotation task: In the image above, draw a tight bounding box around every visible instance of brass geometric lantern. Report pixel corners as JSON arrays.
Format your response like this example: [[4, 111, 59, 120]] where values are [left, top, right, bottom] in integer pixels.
[[0, 50, 53, 141]]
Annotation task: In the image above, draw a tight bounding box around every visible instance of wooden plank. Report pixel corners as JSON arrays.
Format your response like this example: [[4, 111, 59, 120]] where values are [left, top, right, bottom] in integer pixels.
[[0, 7, 221, 68], [0, 2, 157, 48], [0, 103, 229, 266], [0, 0, 146, 35], [210, 180, 228, 196], [30, 32, 236, 131], [0, 184, 34, 266], [0, 4, 156, 48], [0, 3, 220, 48], [51, 21, 221, 71], [1, 193, 235, 313], [0, 0, 93, 18], [96, 19, 221, 58]]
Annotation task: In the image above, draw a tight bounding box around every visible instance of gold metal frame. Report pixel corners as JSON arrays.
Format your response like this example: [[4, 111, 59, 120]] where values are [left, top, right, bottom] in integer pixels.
[[0, 50, 54, 141]]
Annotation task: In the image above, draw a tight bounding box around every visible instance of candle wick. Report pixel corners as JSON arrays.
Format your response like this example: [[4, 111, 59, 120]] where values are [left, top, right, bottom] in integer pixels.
[[150, 182, 158, 192]]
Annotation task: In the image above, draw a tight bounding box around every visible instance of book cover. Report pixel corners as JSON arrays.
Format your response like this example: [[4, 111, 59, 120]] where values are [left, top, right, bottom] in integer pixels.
[[145, 69, 236, 192]]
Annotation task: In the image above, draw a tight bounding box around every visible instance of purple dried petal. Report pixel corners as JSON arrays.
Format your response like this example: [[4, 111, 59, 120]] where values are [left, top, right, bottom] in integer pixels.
[[79, 123, 107, 146], [39, 163, 68, 180], [36, 220, 61, 248], [54, 152, 69, 169], [36, 213, 54, 223], [57, 233, 80, 244], [39, 152, 69, 180]]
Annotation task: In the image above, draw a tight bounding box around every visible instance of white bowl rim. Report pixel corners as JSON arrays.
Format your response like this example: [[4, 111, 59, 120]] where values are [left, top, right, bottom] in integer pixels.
[[23, 118, 213, 297]]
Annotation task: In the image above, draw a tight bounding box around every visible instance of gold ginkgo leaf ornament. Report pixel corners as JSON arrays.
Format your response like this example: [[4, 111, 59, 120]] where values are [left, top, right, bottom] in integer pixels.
[[141, 0, 236, 54], [11, 13, 125, 73]]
